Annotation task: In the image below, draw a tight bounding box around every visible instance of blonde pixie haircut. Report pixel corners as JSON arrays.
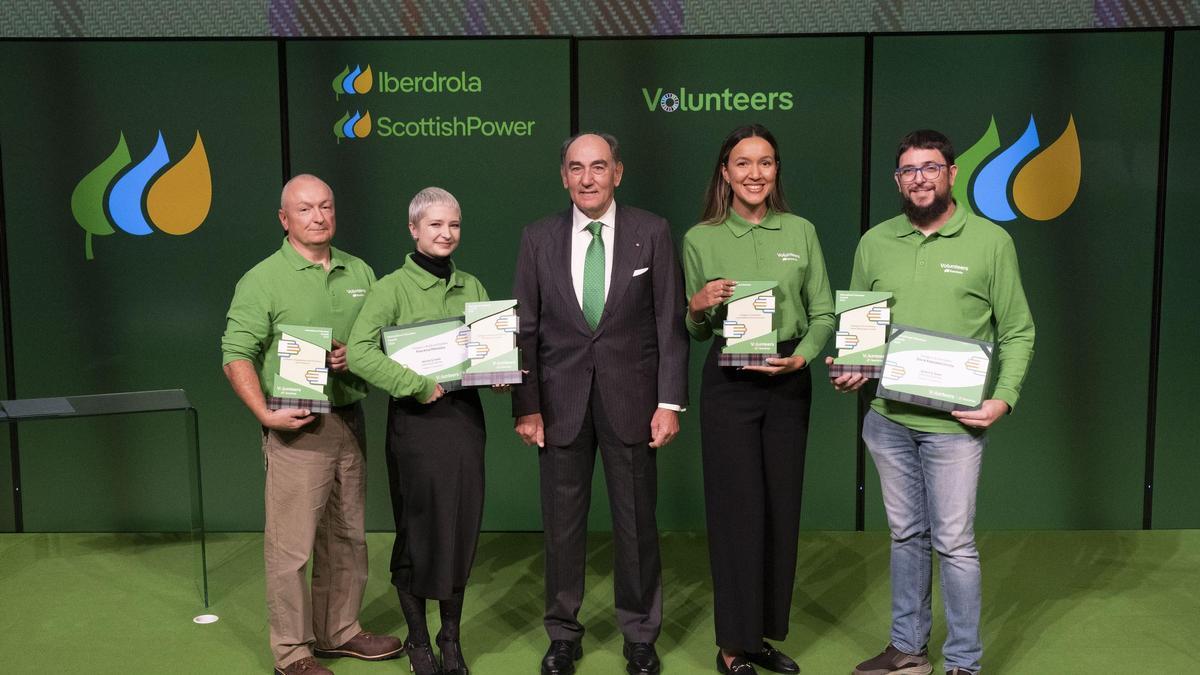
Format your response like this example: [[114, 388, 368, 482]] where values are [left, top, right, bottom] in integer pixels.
[[408, 187, 461, 225]]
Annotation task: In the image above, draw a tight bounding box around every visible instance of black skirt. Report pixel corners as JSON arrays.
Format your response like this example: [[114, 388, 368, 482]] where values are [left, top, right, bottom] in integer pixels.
[[385, 388, 486, 600]]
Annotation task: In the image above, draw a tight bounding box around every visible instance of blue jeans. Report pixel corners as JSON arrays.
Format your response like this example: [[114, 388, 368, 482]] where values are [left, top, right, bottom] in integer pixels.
[[863, 410, 985, 673]]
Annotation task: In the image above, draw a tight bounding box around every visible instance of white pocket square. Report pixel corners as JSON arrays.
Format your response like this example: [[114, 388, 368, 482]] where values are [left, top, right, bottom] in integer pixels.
[[632, 267, 649, 277]]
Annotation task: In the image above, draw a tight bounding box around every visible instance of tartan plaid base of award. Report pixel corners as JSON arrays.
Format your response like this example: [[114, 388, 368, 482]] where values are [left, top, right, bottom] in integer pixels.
[[461, 371, 524, 387], [827, 363, 882, 378], [878, 391, 967, 413], [267, 397, 332, 413], [718, 353, 779, 367]]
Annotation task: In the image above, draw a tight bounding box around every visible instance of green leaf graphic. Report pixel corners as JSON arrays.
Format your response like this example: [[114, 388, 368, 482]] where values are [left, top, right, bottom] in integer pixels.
[[333, 112, 349, 144], [332, 65, 349, 100], [71, 132, 131, 260]]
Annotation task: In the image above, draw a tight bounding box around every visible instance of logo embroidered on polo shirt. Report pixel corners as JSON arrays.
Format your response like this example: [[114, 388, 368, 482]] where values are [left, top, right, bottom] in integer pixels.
[[940, 263, 969, 275], [346, 288, 367, 298], [776, 252, 801, 262]]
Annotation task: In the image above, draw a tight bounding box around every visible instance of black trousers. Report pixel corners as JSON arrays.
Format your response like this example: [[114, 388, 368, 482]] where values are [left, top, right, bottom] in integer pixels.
[[700, 339, 812, 652], [385, 388, 486, 600], [538, 378, 663, 644]]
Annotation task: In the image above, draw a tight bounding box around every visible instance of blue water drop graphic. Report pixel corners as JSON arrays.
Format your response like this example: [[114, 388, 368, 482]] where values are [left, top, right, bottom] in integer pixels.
[[973, 116, 1040, 222], [108, 132, 170, 236], [343, 111, 362, 138], [342, 65, 361, 94]]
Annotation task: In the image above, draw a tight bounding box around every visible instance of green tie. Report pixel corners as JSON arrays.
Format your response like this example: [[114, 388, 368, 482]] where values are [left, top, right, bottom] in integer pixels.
[[583, 221, 606, 330]]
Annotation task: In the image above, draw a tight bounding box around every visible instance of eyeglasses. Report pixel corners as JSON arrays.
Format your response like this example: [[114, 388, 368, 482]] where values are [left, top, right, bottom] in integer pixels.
[[894, 163, 947, 182]]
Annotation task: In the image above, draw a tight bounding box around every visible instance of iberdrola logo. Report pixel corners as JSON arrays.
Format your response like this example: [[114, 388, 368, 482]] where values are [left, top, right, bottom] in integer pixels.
[[70, 131, 212, 260], [334, 110, 372, 142], [332, 64, 373, 99], [954, 115, 1081, 221]]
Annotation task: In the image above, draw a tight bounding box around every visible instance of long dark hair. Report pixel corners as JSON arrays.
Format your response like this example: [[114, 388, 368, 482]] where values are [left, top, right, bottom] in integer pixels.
[[700, 124, 790, 224]]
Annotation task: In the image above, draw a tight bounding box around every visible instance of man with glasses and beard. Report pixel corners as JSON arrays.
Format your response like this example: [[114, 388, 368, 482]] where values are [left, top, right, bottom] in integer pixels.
[[827, 130, 1035, 675]]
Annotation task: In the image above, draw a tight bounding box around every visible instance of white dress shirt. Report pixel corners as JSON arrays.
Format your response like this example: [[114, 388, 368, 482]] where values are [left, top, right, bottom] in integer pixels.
[[570, 200, 616, 308]]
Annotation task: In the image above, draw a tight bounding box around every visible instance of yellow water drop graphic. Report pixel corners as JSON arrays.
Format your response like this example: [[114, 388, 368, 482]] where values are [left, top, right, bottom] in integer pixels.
[[353, 111, 372, 138], [146, 132, 212, 235], [1013, 115, 1080, 221], [354, 65, 373, 94]]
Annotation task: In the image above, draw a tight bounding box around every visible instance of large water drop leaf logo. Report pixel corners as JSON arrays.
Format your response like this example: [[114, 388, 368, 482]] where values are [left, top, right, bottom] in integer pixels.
[[109, 131, 170, 236], [71, 132, 130, 260], [953, 117, 1000, 216], [147, 132, 211, 235], [973, 116, 1040, 222], [332, 65, 350, 100], [1012, 115, 1081, 221]]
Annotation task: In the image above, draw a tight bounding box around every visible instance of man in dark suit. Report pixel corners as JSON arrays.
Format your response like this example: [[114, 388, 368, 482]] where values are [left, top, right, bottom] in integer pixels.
[[513, 132, 689, 675]]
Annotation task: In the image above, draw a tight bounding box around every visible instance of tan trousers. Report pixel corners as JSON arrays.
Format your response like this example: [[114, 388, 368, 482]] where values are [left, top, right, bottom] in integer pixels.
[[263, 405, 368, 669]]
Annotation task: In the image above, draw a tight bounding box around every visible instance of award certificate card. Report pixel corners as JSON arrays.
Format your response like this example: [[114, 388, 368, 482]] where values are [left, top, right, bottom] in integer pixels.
[[877, 325, 994, 412], [462, 299, 523, 386], [270, 324, 332, 413], [719, 280, 779, 367], [382, 317, 470, 389], [830, 290, 893, 377]]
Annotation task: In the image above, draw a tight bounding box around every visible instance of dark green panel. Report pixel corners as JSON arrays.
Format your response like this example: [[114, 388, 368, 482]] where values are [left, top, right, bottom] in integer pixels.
[[1154, 30, 1200, 529], [0, 41, 284, 531], [867, 32, 1163, 529], [578, 37, 866, 530], [285, 39, 571, 531], [0, 309, 10, 530]]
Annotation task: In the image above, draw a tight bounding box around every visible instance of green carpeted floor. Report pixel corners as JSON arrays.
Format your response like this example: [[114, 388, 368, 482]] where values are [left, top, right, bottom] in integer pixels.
[[0, 530, 1197, 673]]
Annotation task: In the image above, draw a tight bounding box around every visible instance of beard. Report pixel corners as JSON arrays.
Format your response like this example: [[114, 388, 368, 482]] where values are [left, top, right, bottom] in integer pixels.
[[901, 187, 952, 226]]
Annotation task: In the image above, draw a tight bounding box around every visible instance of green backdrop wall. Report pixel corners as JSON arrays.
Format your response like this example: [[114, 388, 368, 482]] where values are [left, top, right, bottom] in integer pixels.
[[0, 30, 1196, 533], [1155, 30, 1200, 529]]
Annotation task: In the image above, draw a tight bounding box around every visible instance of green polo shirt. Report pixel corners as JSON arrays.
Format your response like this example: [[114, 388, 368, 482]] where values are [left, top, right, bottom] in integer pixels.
[[852, 204, 1035, 433], [221, 237, 376, 406], [346, 253, 489, 402], [681, 210, 835, 365]]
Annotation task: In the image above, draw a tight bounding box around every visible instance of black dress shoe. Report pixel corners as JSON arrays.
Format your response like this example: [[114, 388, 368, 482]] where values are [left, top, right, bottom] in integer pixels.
[[716, 650, 758, 674], [405, 639, 443, 675], [623, 642, 661, 674], [437, 637, 469, 675], [541, 639, 583, 675], [745, 642, 799, 674]]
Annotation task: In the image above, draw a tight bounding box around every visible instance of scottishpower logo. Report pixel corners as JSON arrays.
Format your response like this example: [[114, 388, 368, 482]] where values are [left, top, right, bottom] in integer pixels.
[[70, 131, 212, 260], [955, 115, 1081, 222], [328, 62, 535, 140], [334, 110, 372, 141], [641, 87, 794, 113]]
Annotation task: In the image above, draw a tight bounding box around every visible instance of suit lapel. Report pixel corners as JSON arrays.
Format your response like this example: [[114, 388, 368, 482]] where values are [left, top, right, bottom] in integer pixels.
[[598, 205, 640, 330], [551, 208, 590, 332]]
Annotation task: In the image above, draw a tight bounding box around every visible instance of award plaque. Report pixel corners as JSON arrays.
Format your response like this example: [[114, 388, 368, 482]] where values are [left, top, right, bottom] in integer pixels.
[[461, 299, 523, 387], [381, 317, 470, 391], [719, 280, 779, 367], [876, 325, 994, 412], [269, 324, 332, 413], [829, 290, 893, 378]]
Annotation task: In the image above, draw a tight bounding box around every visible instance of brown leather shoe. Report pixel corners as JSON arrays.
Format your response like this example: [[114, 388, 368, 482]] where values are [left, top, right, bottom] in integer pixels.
[[274, 656, 333, 675], [314, 630, 404, 661]]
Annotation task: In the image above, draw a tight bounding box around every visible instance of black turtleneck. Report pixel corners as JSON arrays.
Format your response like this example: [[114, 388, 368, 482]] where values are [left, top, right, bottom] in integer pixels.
[[412, 249, 452, 281]]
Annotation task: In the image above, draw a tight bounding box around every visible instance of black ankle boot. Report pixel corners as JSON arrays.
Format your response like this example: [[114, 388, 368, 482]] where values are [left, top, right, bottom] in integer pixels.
[[405, 639, 443, 675], [438, 636, 469, 675]]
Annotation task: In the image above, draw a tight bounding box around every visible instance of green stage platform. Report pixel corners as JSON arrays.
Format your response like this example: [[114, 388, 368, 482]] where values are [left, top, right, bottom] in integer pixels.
[[0, 530, 1197, 673]]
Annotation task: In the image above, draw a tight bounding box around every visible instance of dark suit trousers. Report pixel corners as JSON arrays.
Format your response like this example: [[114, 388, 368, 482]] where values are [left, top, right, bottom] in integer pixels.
[[539, 378, 663, 643], [700, 339, 811, 652]]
